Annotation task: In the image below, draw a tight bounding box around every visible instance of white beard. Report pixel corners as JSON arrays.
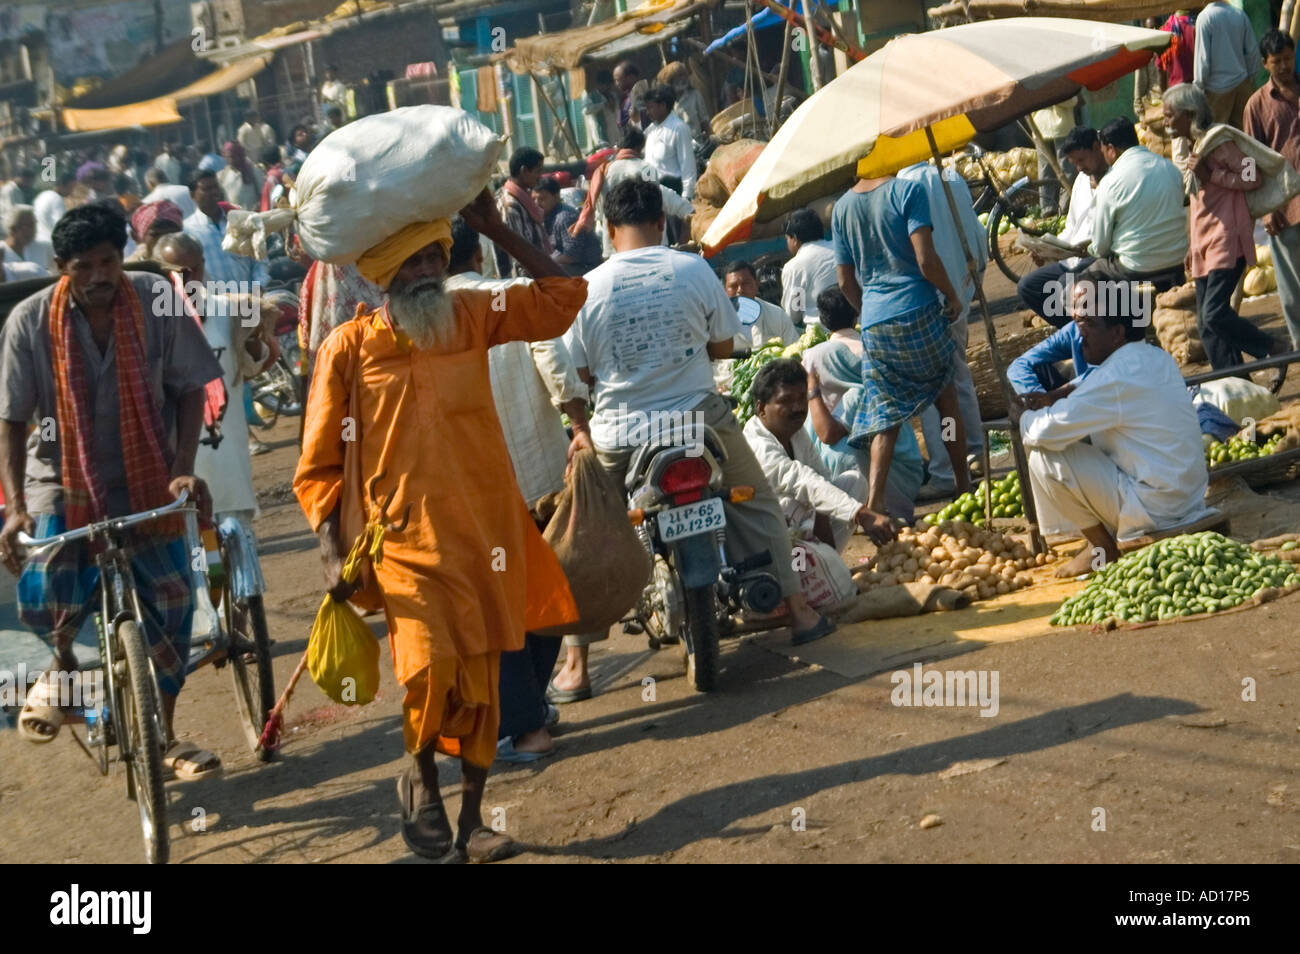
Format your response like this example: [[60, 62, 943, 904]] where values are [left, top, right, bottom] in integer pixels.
[[387, 278, 456, 351]]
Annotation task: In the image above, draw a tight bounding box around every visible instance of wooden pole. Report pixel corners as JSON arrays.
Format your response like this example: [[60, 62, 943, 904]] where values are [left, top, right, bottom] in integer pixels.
[[534, 71, 583, 158], [806, 2, 825, 92], [771, 13, 795, 137], [1022, 112, 1069, 194], [925, 125, 1046, 554]]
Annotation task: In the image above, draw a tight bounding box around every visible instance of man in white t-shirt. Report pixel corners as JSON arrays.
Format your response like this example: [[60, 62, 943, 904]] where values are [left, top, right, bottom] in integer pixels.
[[142, 168, 198, 219], [0, 206, 53, 276], [33, 173, 75, 243], [780, 209, 839, 324], [1017, 125, 1107, 326], [557, 178, 835, 698]]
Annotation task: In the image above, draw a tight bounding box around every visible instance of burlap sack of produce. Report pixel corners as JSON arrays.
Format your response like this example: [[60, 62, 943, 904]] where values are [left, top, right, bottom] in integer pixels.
[[1256, 404, 1300, 440], [695, 170, 728, 206], [691, 201, 721, 243], [532, 449, 652, 637], [1152, 305, 1204, 364], [285, 105, 505, 264], [708, 139, 767, 195], [833, 582, 970, 624]]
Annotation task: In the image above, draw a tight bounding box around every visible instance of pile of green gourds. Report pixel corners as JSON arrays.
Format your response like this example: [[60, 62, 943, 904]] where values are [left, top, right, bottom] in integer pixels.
[[1205, 433, 1285, 469], [1050, 532, 1300, 627], [732, 324, 827, 425]]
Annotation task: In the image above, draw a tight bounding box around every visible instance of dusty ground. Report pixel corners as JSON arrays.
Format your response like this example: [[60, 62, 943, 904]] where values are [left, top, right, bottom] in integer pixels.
[[1, 268, 1297, 864]]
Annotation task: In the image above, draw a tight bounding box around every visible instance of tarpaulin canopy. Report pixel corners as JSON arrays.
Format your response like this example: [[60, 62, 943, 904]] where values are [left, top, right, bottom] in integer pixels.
[[701, 17, 1171, 254], [499, 0, 717, 74], [61, 55, 271, 133], [704, 0, 841, 53]]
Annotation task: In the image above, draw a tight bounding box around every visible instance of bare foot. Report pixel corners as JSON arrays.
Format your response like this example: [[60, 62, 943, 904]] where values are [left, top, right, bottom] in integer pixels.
[[1055, 545, 1102, 578]]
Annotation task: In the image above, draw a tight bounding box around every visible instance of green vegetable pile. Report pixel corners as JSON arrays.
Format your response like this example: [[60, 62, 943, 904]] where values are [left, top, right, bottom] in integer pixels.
[[1050, 532, 1300, 627], [923, 471, 1023, 526], [732, 324, 827, 424], [1205, 433, 1284, 469]]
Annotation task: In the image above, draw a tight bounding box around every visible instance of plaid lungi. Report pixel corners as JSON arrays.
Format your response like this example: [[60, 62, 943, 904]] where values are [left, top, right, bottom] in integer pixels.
[[849, 302, 958, 449], [17, 514, 195, 696]]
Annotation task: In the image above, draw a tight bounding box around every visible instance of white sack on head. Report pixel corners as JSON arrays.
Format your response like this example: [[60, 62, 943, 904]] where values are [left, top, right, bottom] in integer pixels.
[[223, 208, 296, 259], [290, 105, 507, 264]]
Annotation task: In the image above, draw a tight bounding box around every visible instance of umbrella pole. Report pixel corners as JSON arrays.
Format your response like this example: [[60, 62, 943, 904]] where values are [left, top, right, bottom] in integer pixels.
[[925, 126, 1047, 556]]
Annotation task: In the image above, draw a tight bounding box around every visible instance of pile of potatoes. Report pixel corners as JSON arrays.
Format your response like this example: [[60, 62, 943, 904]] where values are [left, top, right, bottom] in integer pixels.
[[854, 521, 1047, 602]]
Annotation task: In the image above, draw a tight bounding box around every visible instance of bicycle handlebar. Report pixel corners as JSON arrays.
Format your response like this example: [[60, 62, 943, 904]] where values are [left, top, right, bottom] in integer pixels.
[[16, 490, 191, 553]]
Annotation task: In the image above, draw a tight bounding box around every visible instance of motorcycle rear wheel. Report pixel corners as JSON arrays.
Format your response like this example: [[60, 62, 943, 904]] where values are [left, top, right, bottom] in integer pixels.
[[682, 585, 719, 692]]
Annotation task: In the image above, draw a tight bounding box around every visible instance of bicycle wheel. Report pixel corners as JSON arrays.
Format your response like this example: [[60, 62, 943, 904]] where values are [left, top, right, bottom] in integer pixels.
[[228, 594, 275, 760], [117, 619, 169, 865], [988, 179, 1063, 286]]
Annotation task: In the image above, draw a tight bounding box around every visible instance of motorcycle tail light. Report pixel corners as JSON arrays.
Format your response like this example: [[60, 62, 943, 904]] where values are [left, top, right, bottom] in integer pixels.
[[658, 458, 711, 497]]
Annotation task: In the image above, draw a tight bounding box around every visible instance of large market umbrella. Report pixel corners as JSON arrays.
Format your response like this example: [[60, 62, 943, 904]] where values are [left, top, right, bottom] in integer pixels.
[[701, 17, 1171, 254], [703, 18, 1172, 552]]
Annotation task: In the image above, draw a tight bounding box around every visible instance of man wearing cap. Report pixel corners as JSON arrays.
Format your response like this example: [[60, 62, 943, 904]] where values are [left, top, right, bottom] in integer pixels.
[[126, 200, 185, 263], [293, 189, 587, 863]]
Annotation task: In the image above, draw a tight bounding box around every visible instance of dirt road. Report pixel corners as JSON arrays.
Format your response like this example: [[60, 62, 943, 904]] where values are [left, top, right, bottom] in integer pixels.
[[1, 271, 1297, 863]]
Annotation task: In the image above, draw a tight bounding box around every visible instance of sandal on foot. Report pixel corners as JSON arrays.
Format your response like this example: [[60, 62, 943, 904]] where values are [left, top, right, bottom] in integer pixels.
[[545, 679, 591, 704], [396, 770, 454, 859], [458, 825, 517, 863], [791, 614, 836, 646], [17, 670, 83, 744], [163, 740, 223, 782]]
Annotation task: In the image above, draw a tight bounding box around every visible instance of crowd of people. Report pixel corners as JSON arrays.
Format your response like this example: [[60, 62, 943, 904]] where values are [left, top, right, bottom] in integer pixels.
[[2, 15, 1299, 863]]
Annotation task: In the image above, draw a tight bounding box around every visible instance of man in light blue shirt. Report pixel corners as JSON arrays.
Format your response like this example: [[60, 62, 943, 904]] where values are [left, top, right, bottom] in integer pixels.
[[1195, 0, 1261, 127], [897, 160, 986, 498], [1083, 118, 1187, 291], [1007, 323, 1092, 395], [181, 170, 269, 289]]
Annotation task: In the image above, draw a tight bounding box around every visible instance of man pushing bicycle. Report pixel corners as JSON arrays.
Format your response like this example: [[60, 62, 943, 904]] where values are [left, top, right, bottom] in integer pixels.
[[0, 202, 226, 781]]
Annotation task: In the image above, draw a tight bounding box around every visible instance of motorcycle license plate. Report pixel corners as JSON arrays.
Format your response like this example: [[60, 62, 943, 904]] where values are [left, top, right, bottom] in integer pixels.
[[658, 498, 726, 542]]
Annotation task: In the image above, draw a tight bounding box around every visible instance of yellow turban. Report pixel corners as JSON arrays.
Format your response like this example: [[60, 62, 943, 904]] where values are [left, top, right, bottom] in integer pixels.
[[355, 219, 452, 290]]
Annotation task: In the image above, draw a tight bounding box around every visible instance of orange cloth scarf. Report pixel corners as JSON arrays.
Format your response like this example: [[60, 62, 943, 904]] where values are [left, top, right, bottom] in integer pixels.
[[50, 275, 173, 529]]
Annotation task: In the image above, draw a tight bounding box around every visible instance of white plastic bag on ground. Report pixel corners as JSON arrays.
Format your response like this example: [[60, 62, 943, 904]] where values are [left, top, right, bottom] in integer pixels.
[[1195, 378, 1280, 427], [289, 105, 506, 264], [794, 536, 858, 612]]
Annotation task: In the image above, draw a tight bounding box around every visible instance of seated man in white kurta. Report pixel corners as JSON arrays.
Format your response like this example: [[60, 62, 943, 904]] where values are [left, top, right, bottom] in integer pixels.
[[1011, 278, 1211, 578], [743, 357, 871, 552]]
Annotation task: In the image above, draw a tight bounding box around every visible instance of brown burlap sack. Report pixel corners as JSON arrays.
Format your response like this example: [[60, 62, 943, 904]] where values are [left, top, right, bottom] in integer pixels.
[[532, 449, 652, 637], [695, 170, 728, 206], [709, 139, 767, 194], [834, 582, 971, 624], [1152, 304, 1205, 365]]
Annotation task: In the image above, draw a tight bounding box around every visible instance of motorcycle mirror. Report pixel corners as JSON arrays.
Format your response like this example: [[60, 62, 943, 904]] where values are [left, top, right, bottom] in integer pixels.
[[732, 296, 761, 326]]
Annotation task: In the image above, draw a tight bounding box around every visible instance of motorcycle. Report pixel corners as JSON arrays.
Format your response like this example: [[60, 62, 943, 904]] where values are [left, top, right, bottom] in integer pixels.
[[624, 423, 783, 691], [249, 289, 303, 426]]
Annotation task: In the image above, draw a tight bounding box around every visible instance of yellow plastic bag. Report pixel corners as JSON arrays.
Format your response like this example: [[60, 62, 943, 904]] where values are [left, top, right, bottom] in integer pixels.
[[305, 520, 385, 706]]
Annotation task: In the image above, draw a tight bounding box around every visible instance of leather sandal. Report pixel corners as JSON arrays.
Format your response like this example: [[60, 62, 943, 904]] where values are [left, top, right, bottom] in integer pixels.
[[396, 770, 454, 859]]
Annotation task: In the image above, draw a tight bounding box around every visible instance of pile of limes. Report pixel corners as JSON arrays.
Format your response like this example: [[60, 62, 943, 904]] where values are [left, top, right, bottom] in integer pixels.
[[1205, 433, 1284, 469], [923, 472, 1024, 526]]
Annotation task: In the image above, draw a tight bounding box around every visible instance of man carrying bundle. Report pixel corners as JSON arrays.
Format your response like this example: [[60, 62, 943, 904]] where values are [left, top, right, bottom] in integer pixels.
[[294, 190, 587, 862]]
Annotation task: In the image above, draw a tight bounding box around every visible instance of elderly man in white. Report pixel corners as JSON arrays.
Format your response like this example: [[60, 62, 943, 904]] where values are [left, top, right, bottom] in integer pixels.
[[1011, 279, 1211, 578], [743, 358, 877, 553]]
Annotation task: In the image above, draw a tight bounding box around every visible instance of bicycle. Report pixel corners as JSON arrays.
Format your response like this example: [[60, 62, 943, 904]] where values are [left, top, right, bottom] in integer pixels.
[[17, 490, 275, 864], [961, 143, 1074, 286]]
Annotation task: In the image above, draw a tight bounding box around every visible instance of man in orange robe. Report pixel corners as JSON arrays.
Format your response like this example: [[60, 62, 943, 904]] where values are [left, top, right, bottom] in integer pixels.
[[294, 191, 587, 862]]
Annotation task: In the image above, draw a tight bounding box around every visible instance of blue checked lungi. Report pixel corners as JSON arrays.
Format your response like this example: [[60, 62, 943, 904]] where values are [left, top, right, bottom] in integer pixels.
[[17, 514, 195, 696], [849, 302, 958, 449]]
